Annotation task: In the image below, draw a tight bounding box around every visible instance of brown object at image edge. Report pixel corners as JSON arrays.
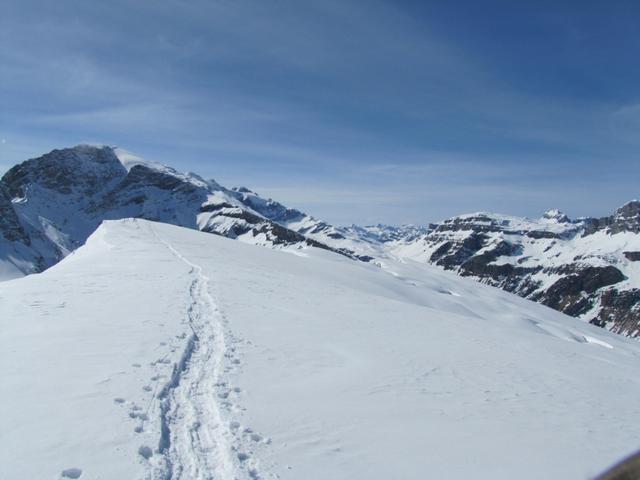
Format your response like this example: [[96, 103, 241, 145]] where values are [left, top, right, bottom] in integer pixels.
[[595, 451, 640, 480]]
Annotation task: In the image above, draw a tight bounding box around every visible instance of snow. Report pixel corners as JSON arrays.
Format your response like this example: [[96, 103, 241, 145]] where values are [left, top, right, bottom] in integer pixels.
[[114, 147, 165, 173], [2, 219, 640, 479], [0, 257, 24, 280], [114, 148, 219, 192]]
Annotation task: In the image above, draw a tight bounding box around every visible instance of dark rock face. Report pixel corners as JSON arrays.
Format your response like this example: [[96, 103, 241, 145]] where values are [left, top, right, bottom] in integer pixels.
[[461, 240, 522, 274], [541, 266, 626, 315], [0, 184, 29, 244], [89, 164, 208, 229], [548, 266, 625, 296], [592, 289, 640, 336], [624, 251, 640, 262], [526, 230, 561, 239], [3, 145, 127, 198], [431, 233, 488, 268], [120, 165, 198, 194], [431, 214, 505, 234]]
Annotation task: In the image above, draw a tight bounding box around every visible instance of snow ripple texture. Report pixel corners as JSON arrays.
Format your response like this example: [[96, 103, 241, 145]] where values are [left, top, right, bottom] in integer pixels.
[[148, 223, 261, 480]]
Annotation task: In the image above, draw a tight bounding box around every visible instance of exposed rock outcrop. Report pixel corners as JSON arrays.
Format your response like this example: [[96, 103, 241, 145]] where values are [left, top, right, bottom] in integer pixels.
[[389, 207, 640, 338]]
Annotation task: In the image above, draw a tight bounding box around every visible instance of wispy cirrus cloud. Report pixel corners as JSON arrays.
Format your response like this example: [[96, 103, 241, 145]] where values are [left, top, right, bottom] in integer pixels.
[[1, 0, 638, 224]]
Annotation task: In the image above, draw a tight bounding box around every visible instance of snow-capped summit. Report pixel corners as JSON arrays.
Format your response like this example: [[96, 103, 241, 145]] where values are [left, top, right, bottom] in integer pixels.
[[542, 208, 570, 223]]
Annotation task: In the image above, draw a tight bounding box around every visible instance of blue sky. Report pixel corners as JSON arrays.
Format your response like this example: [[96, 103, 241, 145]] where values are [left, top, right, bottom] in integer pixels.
[[1, 0, 639, 225]]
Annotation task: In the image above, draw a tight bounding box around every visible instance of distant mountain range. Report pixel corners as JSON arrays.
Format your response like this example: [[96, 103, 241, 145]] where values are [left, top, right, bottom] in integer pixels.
[[388, 206, 640, 338], [1, 145, 638, 338]]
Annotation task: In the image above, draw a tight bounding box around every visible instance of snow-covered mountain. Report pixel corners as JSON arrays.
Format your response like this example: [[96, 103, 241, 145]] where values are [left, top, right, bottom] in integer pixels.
[[0, 144, 413, 276], [222, 185, 383, 261], [343, 223, 429, 243], [3, 218, 639, 479], [1, 145, 638, 340], [389, 206, 640, 338], [0, 145, 343, 280]]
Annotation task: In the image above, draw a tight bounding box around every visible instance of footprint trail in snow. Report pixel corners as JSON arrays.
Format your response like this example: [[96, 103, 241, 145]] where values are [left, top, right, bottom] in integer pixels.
[[147, 223, 264, 480]]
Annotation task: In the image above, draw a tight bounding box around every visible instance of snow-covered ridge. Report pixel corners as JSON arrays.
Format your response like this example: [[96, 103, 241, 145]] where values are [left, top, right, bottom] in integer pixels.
[[3, 218, 640, 479], [1, 144, 638, 338], [114, 147, 217, 190], [0, 145, 348, 282]]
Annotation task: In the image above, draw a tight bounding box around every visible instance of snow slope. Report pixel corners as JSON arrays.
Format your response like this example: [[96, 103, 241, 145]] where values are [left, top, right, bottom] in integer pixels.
[[2, 219, 640, 479]]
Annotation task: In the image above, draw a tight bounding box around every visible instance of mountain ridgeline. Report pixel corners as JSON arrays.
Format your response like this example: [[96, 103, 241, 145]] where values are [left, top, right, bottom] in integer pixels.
[[1, 145, 638, 338], [391, 207, 640, 337], [0, 145, 355, 279]]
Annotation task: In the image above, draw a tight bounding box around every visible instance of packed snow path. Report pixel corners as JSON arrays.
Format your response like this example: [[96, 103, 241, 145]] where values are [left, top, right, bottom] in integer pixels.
[[148, 223, 237, 480], [2, 219, 640, 479]]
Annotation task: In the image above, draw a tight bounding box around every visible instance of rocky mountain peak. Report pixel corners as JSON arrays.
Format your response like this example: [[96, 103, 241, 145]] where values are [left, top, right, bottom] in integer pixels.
[[2, 145, 127, 199], [542, 209, 570, 223], [591, 200, 640, 235], [0, 183, 29, 244], [614, 200, 640, 219]]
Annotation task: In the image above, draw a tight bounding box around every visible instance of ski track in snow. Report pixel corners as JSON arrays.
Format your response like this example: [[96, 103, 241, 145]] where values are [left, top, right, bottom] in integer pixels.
[[146, 223, 261, 480], [4, 218, 640, 480]]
